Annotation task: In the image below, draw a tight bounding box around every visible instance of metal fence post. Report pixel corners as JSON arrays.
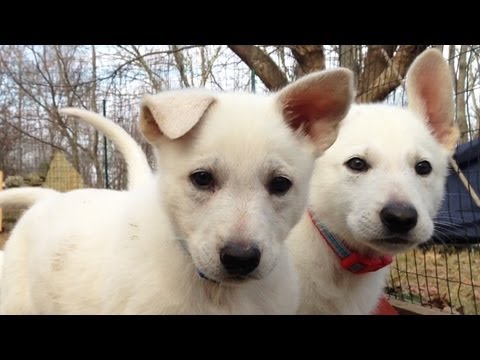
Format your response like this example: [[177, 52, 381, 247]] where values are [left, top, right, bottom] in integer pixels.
[[103, 99, 109, 189]]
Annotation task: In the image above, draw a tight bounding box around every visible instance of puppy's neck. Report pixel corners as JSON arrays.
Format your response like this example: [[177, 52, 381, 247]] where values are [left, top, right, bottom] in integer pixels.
[[307, 201, 386, 258], [307, 210, 392, 275]]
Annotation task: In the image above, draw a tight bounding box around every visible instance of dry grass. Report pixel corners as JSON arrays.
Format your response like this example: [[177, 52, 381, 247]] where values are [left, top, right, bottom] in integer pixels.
[[387, 245, 480, 315]]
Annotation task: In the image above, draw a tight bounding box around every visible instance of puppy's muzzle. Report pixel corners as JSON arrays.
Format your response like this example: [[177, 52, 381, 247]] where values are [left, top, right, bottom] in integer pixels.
[[380, 202, 418, 234], [220, 242, 261, 276]]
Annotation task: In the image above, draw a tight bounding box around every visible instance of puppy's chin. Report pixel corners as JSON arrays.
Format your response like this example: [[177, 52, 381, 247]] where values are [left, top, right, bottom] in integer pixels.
[[196, 271, 260, 286], [367, 238, 418, 254], [348, 224, 433, 256], [221, 275, 258, 285]]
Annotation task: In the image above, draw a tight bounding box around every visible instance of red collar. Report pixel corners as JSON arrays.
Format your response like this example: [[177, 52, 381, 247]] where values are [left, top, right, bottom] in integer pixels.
[[307, 211, 393, 274]]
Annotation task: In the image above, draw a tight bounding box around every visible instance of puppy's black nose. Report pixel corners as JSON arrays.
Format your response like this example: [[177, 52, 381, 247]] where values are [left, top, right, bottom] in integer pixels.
[[380, 203, 418, 233], [220, 243, 261, 276]]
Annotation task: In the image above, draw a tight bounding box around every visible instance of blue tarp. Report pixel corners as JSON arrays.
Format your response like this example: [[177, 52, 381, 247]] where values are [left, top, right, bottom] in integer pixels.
[[432, 139, 480, 244]]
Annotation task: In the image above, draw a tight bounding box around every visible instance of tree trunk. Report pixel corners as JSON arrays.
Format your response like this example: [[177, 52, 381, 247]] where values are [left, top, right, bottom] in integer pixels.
[[199, 46, 222, 87], [16, 53, 24, 173], [288, 45, 325, 77], [228, 45, 288, 90], [356, 45, 396, 100], [91, 45, 104, 188], [356, 45, 426, 103], [200, 46, 207, 87], [339, 45, 358, 71], [172, 45, 190, 88], [54, 46, 81, 172], [472, 56, 480, 139], [448, 45, 456, 89], [456, 45, 469, 143]]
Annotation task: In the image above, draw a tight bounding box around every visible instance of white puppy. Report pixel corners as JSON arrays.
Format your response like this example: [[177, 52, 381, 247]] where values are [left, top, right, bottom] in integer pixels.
[[13, 49, 456, 315], [287, 48, 459, 314], [0, 69, 354, 314]]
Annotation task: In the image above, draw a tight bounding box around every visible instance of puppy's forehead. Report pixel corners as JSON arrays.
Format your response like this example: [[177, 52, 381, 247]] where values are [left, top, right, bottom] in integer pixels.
[[192, 93, 301, 154], [338, 105, 443, 155]]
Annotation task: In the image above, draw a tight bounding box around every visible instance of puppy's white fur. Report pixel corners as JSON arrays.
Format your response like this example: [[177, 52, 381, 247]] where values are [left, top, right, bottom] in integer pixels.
[[0, 69, 354, 314], [0, 188, 57, 209], [287, 48, 460, 314], [0, 188, 57, 280]]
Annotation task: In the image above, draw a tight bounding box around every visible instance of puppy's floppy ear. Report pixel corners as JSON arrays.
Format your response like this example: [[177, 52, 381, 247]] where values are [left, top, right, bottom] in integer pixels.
[[139, 89, 216, 143], [406, 48, 459, 151], [276, 68, 354, 152]]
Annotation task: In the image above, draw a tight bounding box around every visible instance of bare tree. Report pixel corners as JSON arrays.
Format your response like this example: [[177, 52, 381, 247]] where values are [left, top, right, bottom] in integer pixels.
[[339, 45, 360, 72], [89, 45, 105, 187], [1, 44, 477, 193], [228, 45, 426, 104], [0, 45, 109, 184], [471, 53, 480, 139], [288, 45, 325, 77], [455, 45, 469, 143], [228, 45, 288, 90], [172, 45, 190, 88]]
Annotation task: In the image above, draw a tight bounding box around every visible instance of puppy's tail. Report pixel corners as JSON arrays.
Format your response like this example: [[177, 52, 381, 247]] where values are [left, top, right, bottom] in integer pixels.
[[0, 187, 58, 210], [59, 107, 152, 190]]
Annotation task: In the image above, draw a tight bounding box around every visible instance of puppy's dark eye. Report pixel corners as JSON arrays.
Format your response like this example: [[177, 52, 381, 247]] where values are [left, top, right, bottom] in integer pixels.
[[190, 171, 214, 190], [415, 160, 432, 175], [268, 176, 292, 196], [345, 157, 369, 172]]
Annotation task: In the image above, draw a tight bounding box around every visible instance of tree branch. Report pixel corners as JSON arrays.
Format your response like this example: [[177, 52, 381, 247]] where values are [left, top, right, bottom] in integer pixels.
[[356, 45, 427, 103], [228, 45, 288, 90], [288, 45, 325, 77]]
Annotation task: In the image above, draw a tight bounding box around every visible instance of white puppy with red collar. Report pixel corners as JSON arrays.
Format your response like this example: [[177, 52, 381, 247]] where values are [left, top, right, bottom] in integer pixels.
[[287, 48, 459, 314]]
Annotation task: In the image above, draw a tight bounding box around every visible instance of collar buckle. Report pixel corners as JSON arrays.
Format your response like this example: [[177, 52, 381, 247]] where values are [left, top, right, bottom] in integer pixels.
[[340, 252, 393, 274]]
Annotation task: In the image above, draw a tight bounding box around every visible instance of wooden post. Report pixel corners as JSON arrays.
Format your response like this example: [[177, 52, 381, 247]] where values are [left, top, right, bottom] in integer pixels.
[[0, 170, 3, 232], [450, 158, 480, 207]]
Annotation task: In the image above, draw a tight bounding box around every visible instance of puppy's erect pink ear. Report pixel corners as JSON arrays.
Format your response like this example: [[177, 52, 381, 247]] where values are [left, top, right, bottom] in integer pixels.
[[139, 89, 216, 143], [276, 68, 354, 152], [406, 48, 459, 151]]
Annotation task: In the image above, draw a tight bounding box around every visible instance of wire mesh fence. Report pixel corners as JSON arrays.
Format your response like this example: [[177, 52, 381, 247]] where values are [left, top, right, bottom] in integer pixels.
[[379, 46, 480, 315], [0, 45, 479, 314]]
